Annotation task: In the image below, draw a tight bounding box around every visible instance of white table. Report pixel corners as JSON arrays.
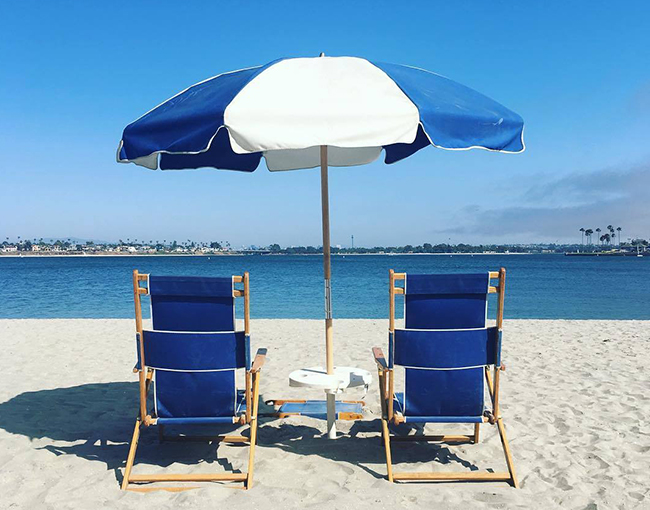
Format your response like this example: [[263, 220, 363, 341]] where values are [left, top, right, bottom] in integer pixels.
[[289, 366, 372, 438]]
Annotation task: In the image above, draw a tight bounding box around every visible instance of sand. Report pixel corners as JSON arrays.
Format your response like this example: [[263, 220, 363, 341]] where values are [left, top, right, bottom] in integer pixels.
[[0, 319, 648, 509]]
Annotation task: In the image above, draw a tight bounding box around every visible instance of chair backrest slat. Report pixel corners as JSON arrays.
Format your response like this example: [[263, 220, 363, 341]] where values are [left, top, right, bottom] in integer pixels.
[[142, 330, 247, 371], [394, 327, 499, 369], [149, 275, 234, 332], [405, 273, 489, 329]]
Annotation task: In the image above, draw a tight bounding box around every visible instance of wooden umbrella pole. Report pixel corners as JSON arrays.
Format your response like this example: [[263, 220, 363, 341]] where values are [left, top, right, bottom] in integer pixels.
[[320, 145, 333, 374], [320, 144, 336, 439]]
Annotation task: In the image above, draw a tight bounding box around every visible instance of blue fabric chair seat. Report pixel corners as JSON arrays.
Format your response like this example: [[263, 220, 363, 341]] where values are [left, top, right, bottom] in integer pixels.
[[155, 389, 247, 425], [140, 324, 249, 423], [392, 392, 484, 424]]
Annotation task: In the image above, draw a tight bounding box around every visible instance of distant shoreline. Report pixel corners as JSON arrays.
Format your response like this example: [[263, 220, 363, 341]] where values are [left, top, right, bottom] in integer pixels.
[[0, 251, 539, 258]]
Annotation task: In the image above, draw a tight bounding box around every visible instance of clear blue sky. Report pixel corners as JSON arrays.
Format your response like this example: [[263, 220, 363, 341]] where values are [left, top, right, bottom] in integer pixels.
[[1, 1, 649, 247]]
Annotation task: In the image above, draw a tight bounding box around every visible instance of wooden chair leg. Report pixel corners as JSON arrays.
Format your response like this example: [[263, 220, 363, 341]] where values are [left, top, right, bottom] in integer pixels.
[[496, 418, 519, 488], [246, 372, 261, 489], [387, 420, 517, 487], [122, 410, 258, 491], [381, 417, 394, 482], [121, 419, 142, 490], [376, 369, 394, 482]]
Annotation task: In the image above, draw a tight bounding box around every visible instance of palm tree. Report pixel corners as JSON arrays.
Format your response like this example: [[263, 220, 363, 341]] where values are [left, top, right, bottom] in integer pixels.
[[596, 228, 601, 246], [585, 229, 594, 245], [616, 227, 622, 246], [579, 227, 585, 245], [605, 225, 613, 248]]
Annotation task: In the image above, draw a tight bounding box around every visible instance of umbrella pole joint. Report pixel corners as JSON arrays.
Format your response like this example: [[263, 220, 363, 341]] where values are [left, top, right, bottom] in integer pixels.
[[324, 279, 332, 319]]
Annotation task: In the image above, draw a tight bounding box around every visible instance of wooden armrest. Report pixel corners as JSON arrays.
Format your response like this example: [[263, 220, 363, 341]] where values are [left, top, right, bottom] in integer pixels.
[[250, 348, 267, 373], [372, 347, 388, 371]]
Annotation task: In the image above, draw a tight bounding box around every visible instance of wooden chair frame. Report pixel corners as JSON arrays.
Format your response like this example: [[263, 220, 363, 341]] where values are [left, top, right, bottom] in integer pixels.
[[122, 270, 266, 491], [372, 268, 518, 487]]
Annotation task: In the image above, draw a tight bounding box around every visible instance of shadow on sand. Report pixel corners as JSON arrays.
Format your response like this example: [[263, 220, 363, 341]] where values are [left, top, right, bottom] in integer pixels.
[[0, 382, 260, 486], [0, 382, 481, 485], [261, 419, 481, 479]]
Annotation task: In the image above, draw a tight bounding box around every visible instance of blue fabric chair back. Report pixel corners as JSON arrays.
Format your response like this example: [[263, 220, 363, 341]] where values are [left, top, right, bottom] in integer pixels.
[[395, 273, 495, 421], [142, 330, 247, 419], [149, 275, 234, 332], [405, 273, 489, 329]]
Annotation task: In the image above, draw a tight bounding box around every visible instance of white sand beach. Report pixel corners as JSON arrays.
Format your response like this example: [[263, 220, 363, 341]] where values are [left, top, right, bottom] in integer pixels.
[[0, 319, 648, 509]]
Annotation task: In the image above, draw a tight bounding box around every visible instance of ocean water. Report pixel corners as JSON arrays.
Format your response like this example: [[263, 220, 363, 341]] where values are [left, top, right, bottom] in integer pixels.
[[0, 254, 648, 319]]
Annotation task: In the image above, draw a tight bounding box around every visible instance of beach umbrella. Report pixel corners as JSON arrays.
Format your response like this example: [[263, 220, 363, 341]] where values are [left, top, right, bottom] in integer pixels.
[[117, 55, 524, 438]]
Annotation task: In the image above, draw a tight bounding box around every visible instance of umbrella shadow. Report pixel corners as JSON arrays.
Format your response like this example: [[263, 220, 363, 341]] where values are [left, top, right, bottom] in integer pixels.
[[0, 382, 272, 486], [259, 418, 481, 479]]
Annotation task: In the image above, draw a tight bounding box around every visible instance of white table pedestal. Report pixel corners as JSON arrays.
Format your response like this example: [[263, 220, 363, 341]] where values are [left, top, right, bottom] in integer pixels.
[[289, 366, 372, 439]]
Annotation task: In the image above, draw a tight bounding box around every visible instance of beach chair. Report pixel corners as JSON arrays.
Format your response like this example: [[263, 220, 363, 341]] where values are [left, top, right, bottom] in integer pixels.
[[122, 270, 266, 491], [372, 269, 518, 486]]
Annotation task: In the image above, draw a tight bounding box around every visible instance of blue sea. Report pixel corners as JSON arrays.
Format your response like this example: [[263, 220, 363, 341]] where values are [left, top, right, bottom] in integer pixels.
[[0, 254, 648, 319]]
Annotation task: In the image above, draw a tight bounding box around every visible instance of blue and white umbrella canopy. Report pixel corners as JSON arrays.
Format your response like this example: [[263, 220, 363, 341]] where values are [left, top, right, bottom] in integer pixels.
[[117, 56, 524, 172], [118, 55, 524, 439]]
